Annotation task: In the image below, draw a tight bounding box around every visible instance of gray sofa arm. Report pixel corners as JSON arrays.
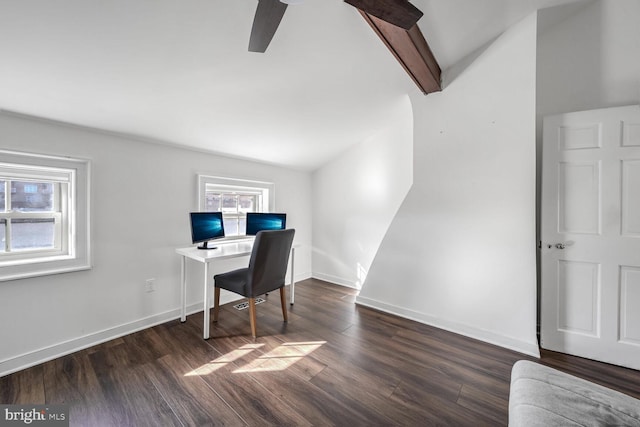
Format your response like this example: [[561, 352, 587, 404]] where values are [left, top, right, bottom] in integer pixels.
[[509, 360, 640, 426]]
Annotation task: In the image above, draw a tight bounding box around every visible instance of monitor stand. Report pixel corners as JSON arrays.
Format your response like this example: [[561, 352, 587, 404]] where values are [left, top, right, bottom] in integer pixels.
[[197, 241, 217, 250]]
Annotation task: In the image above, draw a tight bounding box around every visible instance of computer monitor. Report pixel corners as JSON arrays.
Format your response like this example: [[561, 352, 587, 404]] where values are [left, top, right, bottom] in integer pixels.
[[190, 212, 225, 250], [246, 212, 286, 236]]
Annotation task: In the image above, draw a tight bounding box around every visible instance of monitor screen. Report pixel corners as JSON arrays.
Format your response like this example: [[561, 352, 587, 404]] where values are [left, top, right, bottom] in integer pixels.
[[246, 212, 286, 236], [190, 212, 225, 249]]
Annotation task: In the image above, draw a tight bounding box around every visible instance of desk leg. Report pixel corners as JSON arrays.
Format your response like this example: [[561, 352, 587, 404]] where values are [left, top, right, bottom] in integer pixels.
[[290, 247, 296, 305], [203, 261, 210, 340], [180, 256, 187, 322]]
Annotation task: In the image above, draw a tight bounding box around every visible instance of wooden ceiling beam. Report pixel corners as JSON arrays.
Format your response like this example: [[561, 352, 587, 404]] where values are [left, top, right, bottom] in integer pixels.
[[358, 11, 442, 95], [344, 0, 423, 30]]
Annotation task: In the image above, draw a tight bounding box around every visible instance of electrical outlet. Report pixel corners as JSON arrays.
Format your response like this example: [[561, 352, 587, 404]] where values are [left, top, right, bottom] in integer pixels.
[[145, 278, 156, 293]]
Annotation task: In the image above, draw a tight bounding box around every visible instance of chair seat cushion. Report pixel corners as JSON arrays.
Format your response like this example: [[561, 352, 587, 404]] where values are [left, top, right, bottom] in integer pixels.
[[214, 267, 249, 296]]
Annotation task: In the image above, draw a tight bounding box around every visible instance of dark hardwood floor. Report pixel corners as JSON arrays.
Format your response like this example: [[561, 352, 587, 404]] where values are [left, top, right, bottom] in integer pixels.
[[2, 279, 639, 426]]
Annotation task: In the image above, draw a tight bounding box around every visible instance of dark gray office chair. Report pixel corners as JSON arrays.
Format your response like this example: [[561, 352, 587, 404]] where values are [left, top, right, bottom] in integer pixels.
[[213, 229, 295, 338]]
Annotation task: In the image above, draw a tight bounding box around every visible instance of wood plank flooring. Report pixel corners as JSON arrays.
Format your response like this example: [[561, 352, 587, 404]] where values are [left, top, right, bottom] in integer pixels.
[[2, 278, 640, 426]]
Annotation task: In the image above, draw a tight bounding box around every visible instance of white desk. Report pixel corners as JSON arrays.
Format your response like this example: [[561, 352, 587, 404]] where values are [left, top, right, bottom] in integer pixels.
[[176, 240, 298, 339]]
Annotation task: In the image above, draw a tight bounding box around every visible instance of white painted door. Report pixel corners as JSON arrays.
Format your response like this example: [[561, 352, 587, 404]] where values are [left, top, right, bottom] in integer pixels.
[[541, 105, 640, 370]]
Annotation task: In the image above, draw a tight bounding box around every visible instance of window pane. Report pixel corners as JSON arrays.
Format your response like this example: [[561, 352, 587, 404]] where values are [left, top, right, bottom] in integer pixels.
[[223, 217, 239, 236], [221, 195, 237, 214], [239, 195, 256, 213], [205, 192, 221, 211], [239, 217, 246, 235], [11, 218, 55, 250], [0, 181, 5, 211], [10, 181, 54, 212], [0, 219, 5, 252]]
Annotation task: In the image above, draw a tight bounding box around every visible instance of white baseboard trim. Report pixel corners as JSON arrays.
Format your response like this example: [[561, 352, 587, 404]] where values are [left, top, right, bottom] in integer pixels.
[[293, 271, 312, 284], [311, 272, 360, 289], [0, 308, 181, 377], [355, 295, 541, 358], [0, 287, 283, 378], [0, 280, 314, 378], [2, 277, 538, 377]]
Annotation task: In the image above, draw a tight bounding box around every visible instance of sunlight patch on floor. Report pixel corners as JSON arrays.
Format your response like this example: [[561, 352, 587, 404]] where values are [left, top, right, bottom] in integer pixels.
[[233, 341, 325, 373], [184, 341, 326, 376], [184, 343, 264, 376]]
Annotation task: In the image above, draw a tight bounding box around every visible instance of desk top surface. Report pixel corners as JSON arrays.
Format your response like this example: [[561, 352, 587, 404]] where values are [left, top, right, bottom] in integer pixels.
[[176, 240, 254, 262], [176, 239, 300, 263]]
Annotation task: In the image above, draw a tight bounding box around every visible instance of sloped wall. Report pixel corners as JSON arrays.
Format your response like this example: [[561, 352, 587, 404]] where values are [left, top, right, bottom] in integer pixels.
[[311, 96, 413, 288], [358, 14, 540, 356]]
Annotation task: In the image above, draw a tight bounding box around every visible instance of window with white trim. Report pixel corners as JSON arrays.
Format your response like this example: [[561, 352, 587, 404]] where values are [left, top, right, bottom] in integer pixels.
[[198, 175, 274, 237], [0, 150, 90, 281]]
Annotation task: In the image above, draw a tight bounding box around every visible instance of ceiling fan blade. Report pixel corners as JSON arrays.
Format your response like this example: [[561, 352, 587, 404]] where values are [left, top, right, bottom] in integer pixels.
[[249, 0, 288, 53], [343, 0, 423, 30]]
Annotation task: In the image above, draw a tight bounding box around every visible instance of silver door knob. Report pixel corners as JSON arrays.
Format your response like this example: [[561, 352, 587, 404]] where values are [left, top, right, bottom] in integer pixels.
[[555, 243, 566, 249]]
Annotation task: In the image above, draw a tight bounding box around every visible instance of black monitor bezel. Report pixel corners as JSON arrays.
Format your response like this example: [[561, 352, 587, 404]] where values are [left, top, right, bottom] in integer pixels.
[[245, 212, 287, 236], [189, 212, 225, 247]]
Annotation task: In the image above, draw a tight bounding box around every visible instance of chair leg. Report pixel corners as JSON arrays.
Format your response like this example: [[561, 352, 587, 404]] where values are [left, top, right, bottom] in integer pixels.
[[248, 297, 258, 338], [280, 287, 288, 322], [213, 287, 220, 322]]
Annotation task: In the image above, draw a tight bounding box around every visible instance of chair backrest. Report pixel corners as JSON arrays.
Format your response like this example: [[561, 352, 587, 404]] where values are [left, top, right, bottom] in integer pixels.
[[247, 228, 295, 297]]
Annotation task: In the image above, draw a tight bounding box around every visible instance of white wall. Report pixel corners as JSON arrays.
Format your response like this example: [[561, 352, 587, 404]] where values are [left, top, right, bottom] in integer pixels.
[[311, 96, 413, 288], [537, 0, 640, 119], [357, 14, 540, 356], [0, 112, 312, 376]]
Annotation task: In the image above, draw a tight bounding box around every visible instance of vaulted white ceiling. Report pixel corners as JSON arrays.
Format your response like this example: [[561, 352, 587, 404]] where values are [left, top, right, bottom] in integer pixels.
[[0, 0, 584, 170]]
